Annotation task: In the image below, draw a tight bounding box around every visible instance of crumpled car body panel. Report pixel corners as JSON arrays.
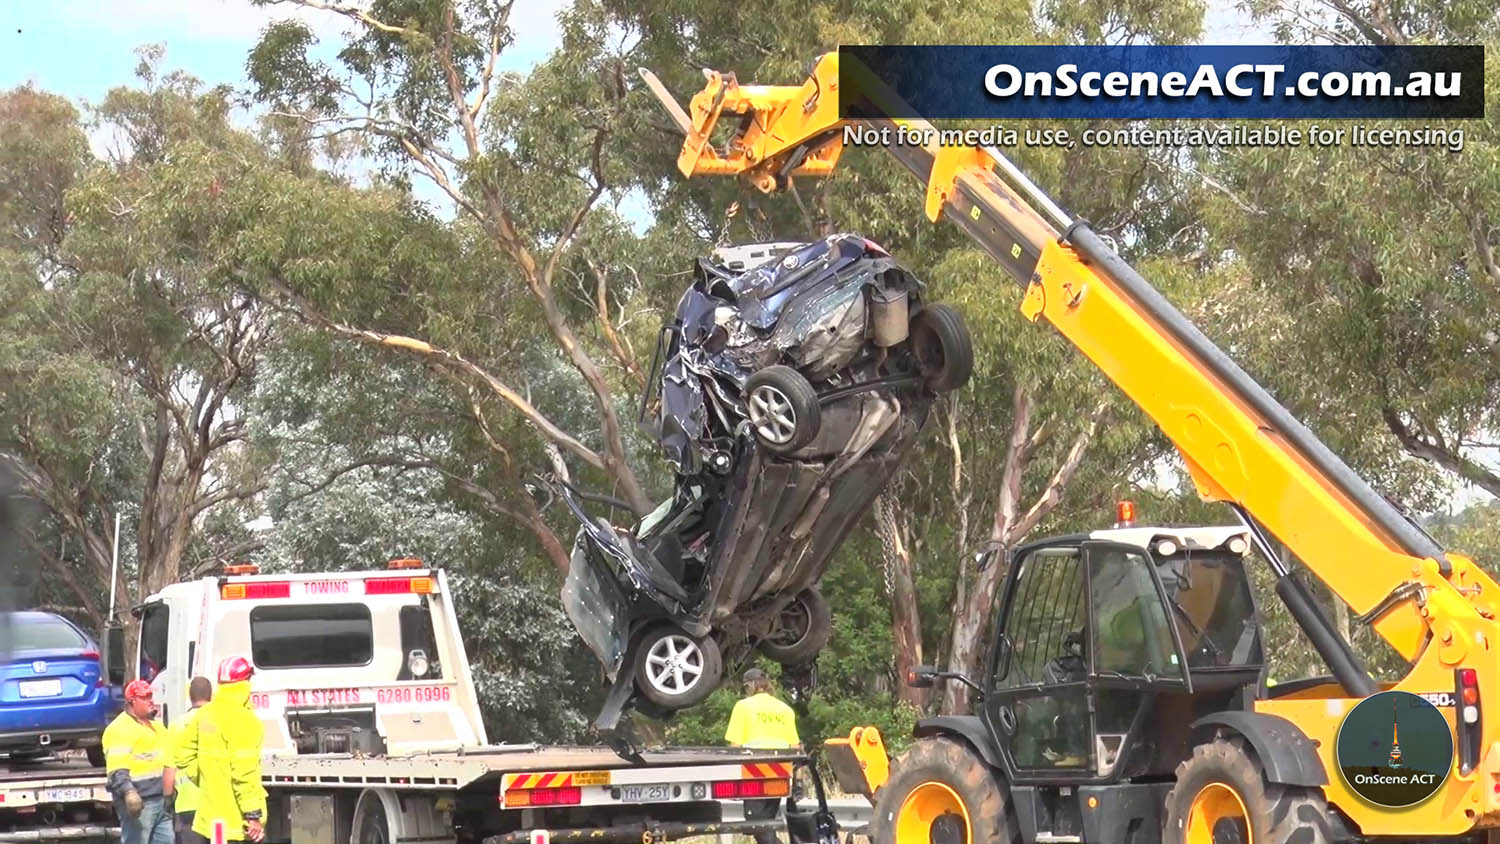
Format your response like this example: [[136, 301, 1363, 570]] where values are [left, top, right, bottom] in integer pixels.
[[563, 233, 940, 681]]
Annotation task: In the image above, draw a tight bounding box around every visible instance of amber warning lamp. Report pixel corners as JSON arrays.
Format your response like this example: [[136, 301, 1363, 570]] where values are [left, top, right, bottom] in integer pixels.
[[223, 562, 260, 575], [387, 557, 424, 570], [1114, 500, 1136, 528]]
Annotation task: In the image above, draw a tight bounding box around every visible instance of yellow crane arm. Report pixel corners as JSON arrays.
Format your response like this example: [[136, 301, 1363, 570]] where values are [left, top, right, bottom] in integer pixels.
[[641, 52, 1500, 684]]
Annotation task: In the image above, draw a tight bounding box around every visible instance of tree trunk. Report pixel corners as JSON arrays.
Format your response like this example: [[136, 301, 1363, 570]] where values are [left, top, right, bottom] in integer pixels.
[[942, 386, 1033, 714]]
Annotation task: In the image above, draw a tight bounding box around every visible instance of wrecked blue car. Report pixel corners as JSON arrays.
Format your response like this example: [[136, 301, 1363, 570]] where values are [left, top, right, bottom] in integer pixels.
[[560, 234, 972, 721]]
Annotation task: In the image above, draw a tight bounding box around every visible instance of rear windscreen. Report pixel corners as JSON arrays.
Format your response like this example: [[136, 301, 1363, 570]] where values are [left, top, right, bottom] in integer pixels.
[[16, 618, 86, 651], [249, 604, 373, 668]]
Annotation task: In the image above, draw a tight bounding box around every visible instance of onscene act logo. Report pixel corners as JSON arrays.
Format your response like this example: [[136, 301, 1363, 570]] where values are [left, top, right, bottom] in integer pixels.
[[1336, 690, 1453, 808]]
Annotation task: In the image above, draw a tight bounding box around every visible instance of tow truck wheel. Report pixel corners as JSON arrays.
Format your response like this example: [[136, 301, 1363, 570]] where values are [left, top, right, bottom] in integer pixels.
[[353, 796, 391, 844], [757, 588, 833, 666], [743, 366, 821, 454], [911, 304, 973, 393], [634, 626, 723, 710], [1162, 733, 1341, 844], [871, 737, 1018, 844]]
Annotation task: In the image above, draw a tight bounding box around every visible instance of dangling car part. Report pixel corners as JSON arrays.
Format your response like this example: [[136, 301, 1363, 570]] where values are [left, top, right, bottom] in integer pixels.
[[560, 235, 973, 728]]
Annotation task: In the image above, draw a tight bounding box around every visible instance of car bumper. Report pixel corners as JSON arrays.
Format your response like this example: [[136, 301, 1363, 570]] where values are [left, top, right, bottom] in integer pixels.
[[0, 726, 103, 750]]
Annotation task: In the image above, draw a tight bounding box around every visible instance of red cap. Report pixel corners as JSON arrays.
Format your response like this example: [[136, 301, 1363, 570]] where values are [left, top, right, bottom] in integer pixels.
[[218, 655, 254, 684], [124, 680, 153, 700]]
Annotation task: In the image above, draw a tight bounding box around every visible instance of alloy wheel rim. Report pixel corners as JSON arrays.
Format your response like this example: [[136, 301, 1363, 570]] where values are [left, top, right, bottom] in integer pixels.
[[645, 633, 704, 695], [748, 384, 797, 444]]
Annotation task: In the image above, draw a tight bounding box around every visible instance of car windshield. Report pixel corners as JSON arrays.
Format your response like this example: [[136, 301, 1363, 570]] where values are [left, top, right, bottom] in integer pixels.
[[15, 618, 87, 652]]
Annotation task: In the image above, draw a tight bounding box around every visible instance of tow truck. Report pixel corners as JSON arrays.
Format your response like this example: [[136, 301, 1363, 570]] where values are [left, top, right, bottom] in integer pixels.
[[642, 50, 1500, 842], [130, 559, 807, 844]]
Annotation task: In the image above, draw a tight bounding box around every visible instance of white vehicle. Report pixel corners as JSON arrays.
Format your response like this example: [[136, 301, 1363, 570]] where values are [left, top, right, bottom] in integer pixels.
[[134, 559, 809, 844]]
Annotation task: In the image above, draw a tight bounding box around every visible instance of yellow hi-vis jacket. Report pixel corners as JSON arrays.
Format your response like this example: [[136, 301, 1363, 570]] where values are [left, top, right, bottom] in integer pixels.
[[190, 681, 267, 842], [724, 693, 801, 749], [170, 704, 206, 815], [102, 710, 169, 800]]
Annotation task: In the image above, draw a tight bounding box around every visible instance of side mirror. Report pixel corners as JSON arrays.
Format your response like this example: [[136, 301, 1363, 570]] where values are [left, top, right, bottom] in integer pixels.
[[905, 665, 937, 688], [103, 624, 126, 686]]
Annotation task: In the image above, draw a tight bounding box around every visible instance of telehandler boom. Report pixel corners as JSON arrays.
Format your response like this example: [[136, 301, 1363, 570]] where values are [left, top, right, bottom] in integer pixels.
[[643, 51, 1500, 841]]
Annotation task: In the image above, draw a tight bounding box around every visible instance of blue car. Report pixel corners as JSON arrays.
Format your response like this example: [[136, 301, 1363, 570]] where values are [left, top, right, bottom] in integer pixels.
[[0, 611, 121, 765]]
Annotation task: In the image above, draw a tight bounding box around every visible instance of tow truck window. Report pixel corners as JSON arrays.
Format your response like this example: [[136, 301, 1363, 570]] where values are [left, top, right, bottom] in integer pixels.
[[140, 604, 170, 682], [397, 605, 443, 680], [250, 604, 373, 668]]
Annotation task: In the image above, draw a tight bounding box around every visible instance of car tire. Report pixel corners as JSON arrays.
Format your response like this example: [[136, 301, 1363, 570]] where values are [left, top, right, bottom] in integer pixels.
[[743, 366, 821, 454], [911, 303, 974, 393], [86, 744, 105, 767], [757, 589, 833, 667], [634, 626, 723, 711]]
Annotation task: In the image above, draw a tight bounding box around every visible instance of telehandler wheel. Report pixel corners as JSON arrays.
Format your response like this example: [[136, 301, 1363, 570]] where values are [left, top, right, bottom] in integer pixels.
[[871, 737, 1019, 844], [1162, 733, 1343, 844]]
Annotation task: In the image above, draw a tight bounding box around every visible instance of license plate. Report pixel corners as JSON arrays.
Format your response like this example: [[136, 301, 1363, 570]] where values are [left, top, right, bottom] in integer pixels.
[[41, 787, 90, 803], [19, 679, 62, 698], [619, 784, 672, 803]]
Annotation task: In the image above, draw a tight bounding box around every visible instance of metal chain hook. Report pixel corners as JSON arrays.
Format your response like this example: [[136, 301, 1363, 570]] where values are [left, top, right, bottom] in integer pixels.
[[715, 200, 740, 247]]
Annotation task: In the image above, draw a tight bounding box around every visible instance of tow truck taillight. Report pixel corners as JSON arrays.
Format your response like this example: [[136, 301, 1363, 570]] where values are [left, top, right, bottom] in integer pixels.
[[221, 582, 292, 600], [503, 787, 582, 808], [711, 779, 790, 799], [365, 576, 435, 595], [1459, 668, 1482, 775]]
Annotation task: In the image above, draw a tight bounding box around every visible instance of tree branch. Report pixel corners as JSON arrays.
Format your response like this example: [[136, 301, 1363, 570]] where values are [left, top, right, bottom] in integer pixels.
[[586, 260, 646, 389], [1010, 401, 1111, 540], [1382, 406, 1500, 497], [470, 1, 513, 119], [269, 279, 609, 472], [264, 0, 414, 35]]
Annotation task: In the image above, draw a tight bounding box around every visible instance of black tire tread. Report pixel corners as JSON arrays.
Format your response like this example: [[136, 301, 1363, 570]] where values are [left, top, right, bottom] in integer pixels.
[[871, 737, 1018, 844], [913, 304, 974, 393], [1161, 732, 1343, 844], [758, 588, 833, 666]]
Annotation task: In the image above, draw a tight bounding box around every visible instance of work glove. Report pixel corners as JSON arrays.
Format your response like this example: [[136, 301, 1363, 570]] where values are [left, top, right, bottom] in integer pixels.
[[123, 789, 144, 817]]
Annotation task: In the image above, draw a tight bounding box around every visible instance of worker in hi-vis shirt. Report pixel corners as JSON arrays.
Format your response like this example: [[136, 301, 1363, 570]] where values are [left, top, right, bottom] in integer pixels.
[[725, 668, 801, 844]]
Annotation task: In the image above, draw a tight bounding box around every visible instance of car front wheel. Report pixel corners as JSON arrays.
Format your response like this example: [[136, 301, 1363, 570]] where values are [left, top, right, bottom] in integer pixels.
[[633, 625, 723, 710]]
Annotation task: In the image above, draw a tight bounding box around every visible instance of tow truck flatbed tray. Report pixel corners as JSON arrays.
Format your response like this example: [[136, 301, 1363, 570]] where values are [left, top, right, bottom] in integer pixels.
[[0, 760, 105, 784], [262, 744, 804, 791], [450, 745, 803, 771]]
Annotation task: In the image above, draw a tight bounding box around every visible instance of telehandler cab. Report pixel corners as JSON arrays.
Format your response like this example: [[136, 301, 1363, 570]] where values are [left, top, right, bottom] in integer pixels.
[[641, 50, 1500, 843]]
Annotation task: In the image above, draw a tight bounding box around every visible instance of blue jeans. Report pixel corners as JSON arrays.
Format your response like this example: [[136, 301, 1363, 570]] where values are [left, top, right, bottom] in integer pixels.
[[113, 794, 174, 844]]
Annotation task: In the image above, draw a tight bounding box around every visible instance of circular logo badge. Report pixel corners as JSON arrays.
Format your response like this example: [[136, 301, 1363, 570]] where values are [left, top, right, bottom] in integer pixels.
[[1335, 690, 1453, 808]]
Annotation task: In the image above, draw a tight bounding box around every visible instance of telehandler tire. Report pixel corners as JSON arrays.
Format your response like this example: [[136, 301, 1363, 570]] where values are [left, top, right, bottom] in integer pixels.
[[1162, 732, 1344, 844], [870, 737, 1019, 844]]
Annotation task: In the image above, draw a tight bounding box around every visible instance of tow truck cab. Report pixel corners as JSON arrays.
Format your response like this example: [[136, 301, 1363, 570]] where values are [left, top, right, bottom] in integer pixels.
[[136, 558, 486, 754]]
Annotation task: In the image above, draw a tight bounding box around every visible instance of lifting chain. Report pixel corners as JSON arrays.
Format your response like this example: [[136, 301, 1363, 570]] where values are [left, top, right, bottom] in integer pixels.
[[873, 495, 898, 598], [714, 200, 740, 247]]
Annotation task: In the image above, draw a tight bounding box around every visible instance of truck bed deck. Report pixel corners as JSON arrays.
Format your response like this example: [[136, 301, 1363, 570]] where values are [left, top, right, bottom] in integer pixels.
[[262, 743, 805, 792]]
